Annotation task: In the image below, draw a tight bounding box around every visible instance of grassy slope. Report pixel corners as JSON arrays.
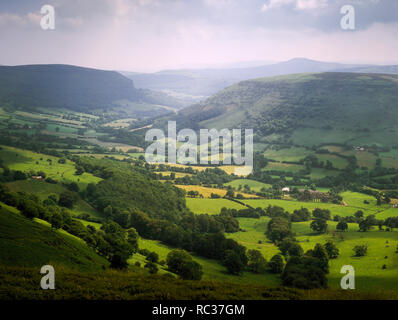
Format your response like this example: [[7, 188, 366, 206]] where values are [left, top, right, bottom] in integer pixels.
[[0, 145, 102, 190], [132, 238, 281, 287], [0, 206, 108, 271], [177, 73, 398, 148], [186, 198, 246, 214], [5, 179, 101, 218], [176, 185, 257, 199], [224, 179, 272, 192]]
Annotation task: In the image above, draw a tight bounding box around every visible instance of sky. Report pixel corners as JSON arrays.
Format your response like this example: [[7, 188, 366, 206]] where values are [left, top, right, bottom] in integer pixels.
[[0, 0, 397, 72]]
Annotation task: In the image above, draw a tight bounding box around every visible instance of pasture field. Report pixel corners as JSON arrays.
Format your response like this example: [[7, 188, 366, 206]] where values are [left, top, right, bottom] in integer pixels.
[[164, 163, 251, 176], [263, 162, 304, 173], [224, 179, 272, 192], [133, 238, 280, 286], [104, 118, 136, 128], [317, 154, 348, 170], [241, 191, 395, 218], [292, 220, 398, 291], [308, 168, 341, 179], [5, 180, 102, 218], [341, 150, 377, 169], [228, 216, 398, 291], [319, 145, 346, 153], [263, 147, 312, 162], [185, 198, 246, 214], [79, 138, 144, 152], [176, 185, 258, 199], [0, 145, 102, 190]]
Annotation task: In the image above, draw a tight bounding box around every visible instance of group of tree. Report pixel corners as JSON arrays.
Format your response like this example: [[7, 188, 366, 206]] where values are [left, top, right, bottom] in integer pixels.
[[0, 184, 137, 269], [166, 250, 203, 280]]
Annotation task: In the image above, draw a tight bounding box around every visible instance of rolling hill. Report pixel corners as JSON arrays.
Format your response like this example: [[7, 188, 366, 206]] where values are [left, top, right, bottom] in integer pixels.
[[123, 58, 398, 98], [170, 72, 398, 147], [0, 64, 184, 114]]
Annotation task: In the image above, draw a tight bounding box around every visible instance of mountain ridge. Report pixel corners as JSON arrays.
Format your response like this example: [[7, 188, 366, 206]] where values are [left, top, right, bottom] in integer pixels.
[[166, 72, 398, 148], [122, 58, 398, 97]]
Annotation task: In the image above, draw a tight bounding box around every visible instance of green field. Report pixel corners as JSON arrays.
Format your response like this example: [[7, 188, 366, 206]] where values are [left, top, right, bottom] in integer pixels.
[[226, 216, 398, 291], [131, 237, 280, 286], [185, 198, 246, 214], [0, 146, 102, 190], [224, 179, 272, 192], [5, 180, 102, 218], [242, 191, 396, 218], [263, 147, 312, 162]]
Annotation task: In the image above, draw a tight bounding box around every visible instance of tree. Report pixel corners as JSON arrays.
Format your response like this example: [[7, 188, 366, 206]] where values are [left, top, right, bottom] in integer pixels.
[[266, 217, 294, 243], [281, 255, 328, 289], [13, 171, 27, 180], [312, 208, 331, 220], [359, 215, 376, 232], [223, 250, 244, 275], [127, 228, 139, 253], [354, 210, 364, 219], [178, 260, 203, 280], [147, 251, 159, 263], [110, 254, 128, 269], [225, 189, 234, 198], [310, 219, 328, 233], [19, 199, 39, 219], [336, 221, 348, 232], [268, 254, 284, 274], [247, 249, 267, 274], [311, 244, 329, 274], [75, 166, 85, 176], [67, 182, 79, 193], [353, 244, 368, 257], [278, 239, 303, 257], [50, 212, 63, 229], [58, 191, 77, 209], [324, 241, 339, 259], [144, 262, 158, 274], [166, 249, 203, 280]]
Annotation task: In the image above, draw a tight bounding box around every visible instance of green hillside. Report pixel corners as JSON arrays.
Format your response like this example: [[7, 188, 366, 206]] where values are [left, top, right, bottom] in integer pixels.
[[0, 64, 181, 115], [172, 72, 398, 147], [0, 206, 108, 271]]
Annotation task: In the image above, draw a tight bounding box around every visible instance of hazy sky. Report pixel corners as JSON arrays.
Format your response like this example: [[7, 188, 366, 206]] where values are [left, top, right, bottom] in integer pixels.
[[0, 0, 397, 72]]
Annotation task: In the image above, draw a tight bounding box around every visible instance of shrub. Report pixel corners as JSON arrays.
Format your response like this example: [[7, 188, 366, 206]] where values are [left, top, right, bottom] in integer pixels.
[[353, 244, 368, 257], [144, 262, 158, 274], [268, 254, 284, 274]]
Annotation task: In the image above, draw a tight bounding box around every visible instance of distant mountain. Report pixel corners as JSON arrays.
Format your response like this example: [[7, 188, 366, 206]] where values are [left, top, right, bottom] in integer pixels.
[[332, 65, 398, 74], [122, 58, 370, 97], [168, 72, 398, 147], [0, 64, 185, 113]]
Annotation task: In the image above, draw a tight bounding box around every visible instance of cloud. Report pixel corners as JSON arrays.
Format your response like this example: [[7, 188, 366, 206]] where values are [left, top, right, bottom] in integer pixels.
[[204, 0, 236, 9], [296, 0, 328, 10], [261, 0, 328, 11], [261, 0, 293, 12], [0, 13, 28, 26], [0, 0, 397, 71]]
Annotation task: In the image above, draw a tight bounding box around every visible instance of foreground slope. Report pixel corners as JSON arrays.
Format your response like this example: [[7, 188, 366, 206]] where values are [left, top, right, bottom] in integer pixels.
[[0, 206, 108, 271]]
